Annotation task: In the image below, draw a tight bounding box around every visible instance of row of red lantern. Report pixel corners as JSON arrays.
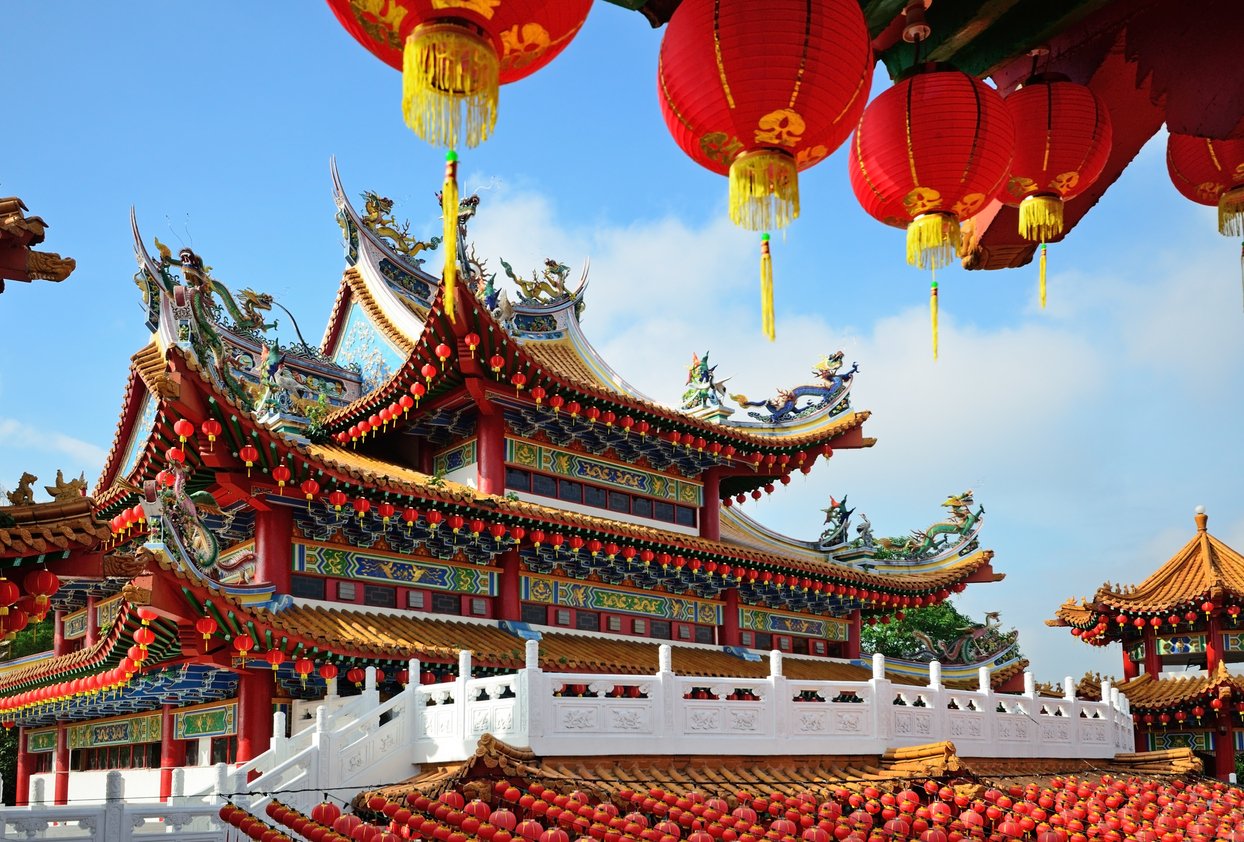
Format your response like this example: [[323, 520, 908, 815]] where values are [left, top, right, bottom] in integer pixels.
[[219, 803, 298, 842], [0, 658, 143, 716], [171, 417, 223, 450], [1135, 697, 1244, 728], [0, 570, 59, 617], [268, 798, 400, 842]]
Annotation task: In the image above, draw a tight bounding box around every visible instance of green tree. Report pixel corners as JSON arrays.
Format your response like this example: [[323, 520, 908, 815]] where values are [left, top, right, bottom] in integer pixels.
[[0, 617, 54, 805], [862, 601, 997, 660]]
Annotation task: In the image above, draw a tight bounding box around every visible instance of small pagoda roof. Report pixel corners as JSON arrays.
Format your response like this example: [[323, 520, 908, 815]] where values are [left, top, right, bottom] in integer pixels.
[[1051, 508, 1244, 627], [1118, 661, 1244, 712]]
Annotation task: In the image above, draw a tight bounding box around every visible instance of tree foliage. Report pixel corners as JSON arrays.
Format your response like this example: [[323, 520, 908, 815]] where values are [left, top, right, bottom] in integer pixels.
[[0, 618, 53, 804], [862, 601, 994, 661]]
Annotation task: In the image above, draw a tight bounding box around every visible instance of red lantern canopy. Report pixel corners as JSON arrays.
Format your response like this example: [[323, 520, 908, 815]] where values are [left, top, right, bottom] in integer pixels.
[[849, 65, 1015, 269], [1167, 133, 1244, 236], [327, 0, 592, 149]]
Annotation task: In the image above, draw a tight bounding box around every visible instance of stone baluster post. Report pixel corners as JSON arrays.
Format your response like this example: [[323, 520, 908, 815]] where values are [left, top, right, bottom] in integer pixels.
[[310, 706, 331, 795], [657, 644, 674, 740], [928, 661, 942, 690], [515, 640, 541, 745], [769, 649, 786, 741], [457, 650, 473, 749], [978, 666, 994, 744], [869, 653, 892, 743]]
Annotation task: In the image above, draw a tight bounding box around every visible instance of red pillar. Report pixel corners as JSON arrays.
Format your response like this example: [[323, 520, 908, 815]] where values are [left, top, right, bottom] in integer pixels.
[[1206, 613, 1222, 675], [699, 468, 721, 541], [1215, 715, 1235, 780], [53, 723, 68, 805], [254, 506, 293, 593], [720, 588, 740, 647], [158, 704, 186, 802], [1143, 626, 1161, 679], [1135, 725, 1147, 753], [15, 727, 30, 806], [1122, 652, 1139, 681], [85, 596, 99, 647], [498, 549, 521, 622], [236, 668, 275, 766], [845, 609, 862, 660], [53, 609, 66, 656], [476, 413, 506, 496]]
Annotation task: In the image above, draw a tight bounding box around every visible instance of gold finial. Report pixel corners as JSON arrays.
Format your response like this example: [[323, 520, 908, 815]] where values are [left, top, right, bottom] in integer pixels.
[[1195, 505, 1208, 533]]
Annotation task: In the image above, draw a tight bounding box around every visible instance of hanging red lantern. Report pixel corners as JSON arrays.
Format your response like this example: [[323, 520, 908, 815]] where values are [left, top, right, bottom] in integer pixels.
[[239, 444, 259, 476], [402, 506, 419, 531], [195, 617, 217, 641], [233, 636, 254, 659], [327, 0, 592, 149], [464, 332, 481, 356], [435, 343, 453, 367], [850, 65, 1015, 269], [1167, 133, 1244, 237], [399, 394, 415, 416], [347, 666, 366, 688], [1003, 72, 1112, 307], [489, 353, 506, 374], [200, 418, 222, 450], [295, 657, 314, 686], [354, 498, 372, 520], [658, 0, 871, 232], [411, 381, 427, 404], [1003, 74, 1112, 243], [166, 446, 186, 464], [319, 662, 339, 682], [265, 649, 286, 672], [512, 372, 527, 393], [301, 478, 321, 510], [378, 502, 396, 524], [531, 385, 546, 406], [24, 570, 60, 612], [271, 464, 292, 490], [328, 490, 348, 512], [172, 418, 195, 444]]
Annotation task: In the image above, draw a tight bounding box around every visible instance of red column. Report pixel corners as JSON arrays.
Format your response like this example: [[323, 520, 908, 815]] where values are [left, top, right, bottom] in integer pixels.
[[699, 468, 721, 541], [1215, 715, 1235, 780], [498, 549, 521, 622], [158, 703, 186, 802], [53, 609, 66, 656], [53, 723, 68, 805], [85, 596, 99, 647], [254, 506, 293, 593], [720, 588, 740, 647], [1122, 652, 1139, 681], [15, 727, 30, 806], [236, 668, 275, 766], [845, 609, 862, 660], [1135, 725, 1147, 753], [1143, 626, 1161, 679], [1207, 613, 1222, 675], [476, 413, 506, 496]]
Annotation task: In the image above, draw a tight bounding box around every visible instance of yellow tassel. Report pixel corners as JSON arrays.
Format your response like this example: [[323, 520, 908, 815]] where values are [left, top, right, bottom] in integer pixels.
[[906, 213, 960, 270], [1039, 243, 1048, 309], [1019, 194, 1065, 243], [403, 22, 499, 149], [1219, 186, 1244, 237], [442, 151, 459, 324], [729, 150, 799, 231], [930, 277, 939, 361], [760, 233, 775, 341]]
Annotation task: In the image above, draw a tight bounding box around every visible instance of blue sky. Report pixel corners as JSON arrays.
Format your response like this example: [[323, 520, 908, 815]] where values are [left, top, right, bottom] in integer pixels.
[[3, 3, 1242, 681]]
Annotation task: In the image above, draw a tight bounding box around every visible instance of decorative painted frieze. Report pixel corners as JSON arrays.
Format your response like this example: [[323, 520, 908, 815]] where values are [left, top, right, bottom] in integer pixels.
[[740, 606, 848, 641], [434, 439, 478, 475], [295, 542, 497, 595], [522, 574, 721, 625], [174, 700, 238, 740], [506, 439, 702, 506]]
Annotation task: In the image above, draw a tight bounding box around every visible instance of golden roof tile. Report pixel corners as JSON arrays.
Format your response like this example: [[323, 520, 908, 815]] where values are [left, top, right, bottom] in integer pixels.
[[0, 498, 110, 558], [1117, 661, 1244, 711]]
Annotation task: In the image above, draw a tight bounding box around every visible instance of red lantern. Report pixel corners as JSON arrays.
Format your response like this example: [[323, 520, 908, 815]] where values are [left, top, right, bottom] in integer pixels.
[[233, 636, 254, 659], [200, 418, 222, 450], [399, 394, 415, 415], [354, 498, 372, 520], [319, 663, 339, 682], [328, 490, 348, 512], [301, 478, 321, 510], [489, 353, 506, 374], [24, 569, 60, 611], [295, 657, 314, 685], [378, 502, 396, 524], [850, 65, 1015, 269], [271, 464, 291, 490], [172, 418, 195, 444], [327, 0, 592, 148], [658, 0, 871, 232], [195, 617, 217, 641], [1003, 74, 1112, 243], [1167, 133, 1244, 236], [411, 381, 427, 403], [166, 446, 186, 464], [239, 444, 259, 475], [531, 386, 546, 406], [435, 343, 453, 368], [265, 648, 286, 672], [465, 332, 481, 356]]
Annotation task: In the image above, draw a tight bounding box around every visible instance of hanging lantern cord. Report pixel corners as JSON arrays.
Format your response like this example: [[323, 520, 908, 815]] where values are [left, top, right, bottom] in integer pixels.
[[930, 270, 939, 361], [1039, 242, 1048, 309]]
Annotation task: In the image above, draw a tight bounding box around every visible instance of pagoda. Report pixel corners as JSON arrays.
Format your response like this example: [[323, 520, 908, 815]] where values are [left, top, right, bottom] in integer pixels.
[[1050, 506, 1244, 779], [0, 165, 1034, 810]]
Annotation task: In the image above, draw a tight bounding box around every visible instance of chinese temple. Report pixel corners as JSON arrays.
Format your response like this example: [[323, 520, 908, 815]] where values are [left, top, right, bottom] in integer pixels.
[[1050, 507, 1244, 779]]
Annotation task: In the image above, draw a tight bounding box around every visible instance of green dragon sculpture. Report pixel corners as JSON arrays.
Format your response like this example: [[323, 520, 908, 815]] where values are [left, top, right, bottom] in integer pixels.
[[877, 490, 983, 559], [153, 238, 276, 403], [360, 191, 442, 264]]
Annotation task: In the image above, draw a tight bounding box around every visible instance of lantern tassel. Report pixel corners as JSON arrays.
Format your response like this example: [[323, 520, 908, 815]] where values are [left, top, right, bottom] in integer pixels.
[[930, 277, 939, 361], [1239, 240, 1243, 313], [760, 234, 775, 341], [1039, 243, 1048, 309], [729, 150, 799, 231], [442, 151, 459, 324], [402, 22, 498, 149], [1219, 186, 1244, 237], [907, 213, 960, 270], [1019, 194, 1064, 243]]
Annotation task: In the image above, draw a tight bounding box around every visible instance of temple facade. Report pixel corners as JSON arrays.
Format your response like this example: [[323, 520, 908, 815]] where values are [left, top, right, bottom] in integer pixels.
[[0, 169, 1131, 821], [1050, 506, 1244, 779]]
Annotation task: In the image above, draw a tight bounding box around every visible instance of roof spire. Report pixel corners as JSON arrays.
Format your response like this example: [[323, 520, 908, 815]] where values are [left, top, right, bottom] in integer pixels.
[[1195, 505, 1208, 533]]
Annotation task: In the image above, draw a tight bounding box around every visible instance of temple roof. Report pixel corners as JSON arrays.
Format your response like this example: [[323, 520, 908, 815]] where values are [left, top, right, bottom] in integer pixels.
[[1118, 662, 1244, 712], [0, 497, 109, 559], [1052, 509, 1244, 628], [0, 197, 75, 292]]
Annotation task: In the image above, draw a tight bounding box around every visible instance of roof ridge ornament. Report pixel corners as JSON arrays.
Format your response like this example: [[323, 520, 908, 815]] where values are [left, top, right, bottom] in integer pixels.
[[1195, 504, 1208, 533]]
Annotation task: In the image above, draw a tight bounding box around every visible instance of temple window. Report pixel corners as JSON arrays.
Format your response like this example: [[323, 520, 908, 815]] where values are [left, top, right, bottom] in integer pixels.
[[651, 620, 672, 639], [532, 474, 557, 497], [585, 486, 607, 508], [210, 736, 238, 765], [607, 616, 623, 632], [653, 502, 675, 522], [632, 618, 646, 634], [740, 632, 754, 647], [521, 603, 546, 625], [632, 498, 653, 518], [470, 598, 489, 616], [694, 626, 715, 645], [337, 582, 358, 601], [556, 609, 572, 626], [291, 574, 326, 600], [364, 584, 397, 608], [558, 479, 583, 504], [675, 506, 697, 528], [32, 753, 52, 774], [506, 467, 532, 491], [755, 633, 773, 650], [431, 592, 461, 615], [792, 637, 810, 655], [575, 610, 600, 631], [407, 590, 427, 610], [678, 625, 692, 640], [608, 491, 630, 513]]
